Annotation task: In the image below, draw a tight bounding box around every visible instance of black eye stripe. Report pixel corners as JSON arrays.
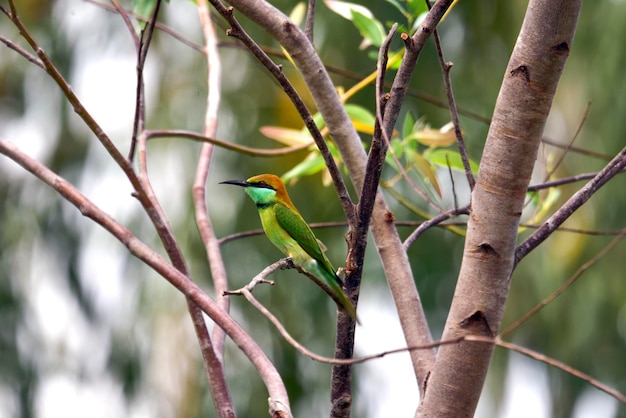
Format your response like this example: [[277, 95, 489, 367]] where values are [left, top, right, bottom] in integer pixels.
[[254, 181, 274, 190]]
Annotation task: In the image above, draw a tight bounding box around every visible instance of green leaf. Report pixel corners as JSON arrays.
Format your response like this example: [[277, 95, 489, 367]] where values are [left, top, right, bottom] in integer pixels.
[[133, 0, 154, 20], [312, 112, 327, 130], [289, 2, 307, 26], [132, 0, 169, 19], [426, 149, 479, 174], [385, 0, 407, 16], [282, 153, 327, 183], [407, 0, 428, 18], [324, 0, 373, 20], [345, 104, 376, 126], [411, 11, 429, 32], [350, 9, 385, 47], [402, 112, 416, 139], [408, 149, 442, 197]]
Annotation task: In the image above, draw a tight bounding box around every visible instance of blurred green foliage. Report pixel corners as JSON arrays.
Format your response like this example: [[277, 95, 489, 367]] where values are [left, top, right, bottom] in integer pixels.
[[0, 0, 625, 417]]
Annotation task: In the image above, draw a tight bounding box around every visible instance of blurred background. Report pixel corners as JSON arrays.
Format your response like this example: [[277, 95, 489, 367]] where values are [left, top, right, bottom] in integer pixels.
[[0, 0, 624, 417]]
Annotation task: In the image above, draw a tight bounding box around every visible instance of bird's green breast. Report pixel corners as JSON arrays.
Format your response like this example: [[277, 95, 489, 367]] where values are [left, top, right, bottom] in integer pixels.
[[257, 206, 306, 262]]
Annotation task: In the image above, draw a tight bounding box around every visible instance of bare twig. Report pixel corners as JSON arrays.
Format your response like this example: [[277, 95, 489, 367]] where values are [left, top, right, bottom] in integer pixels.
[[114, 2, 233, 413], [446, 154, 459, 209], [403, 205, 470, 250], [305, 0, 316, 43], [519, 225, 626, 236], [515, 144, 626, 265], [128, 0, 162, 161], [541, 136, 612, 161], [491, 338, 626, 404], [0, 138, 292, 416], [375, 3, 458, 214], [330, 24, 398, 418], [0, 34, 43, 68], [213, 278, 626, 406], [224, 259, 291, 294], [543, 103, 590, 182], [217, 220, 626, 248], [432, 24, 475, 189], [145, 129, 312, 156], [87, 0, 205, 52], [373, 38, 443, 211], [189, 1, 236, 416], [381, 0, 455, 139], [233, 264, 466, 365], [109, 0, 140, 50], [527, 168, 626, 191], [503, 229, 626, 337], [371, 0, 461, 211]]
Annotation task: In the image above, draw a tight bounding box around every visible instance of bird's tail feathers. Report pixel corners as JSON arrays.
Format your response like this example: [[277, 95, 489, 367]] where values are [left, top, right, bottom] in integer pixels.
[[299, 260, 360, 324]]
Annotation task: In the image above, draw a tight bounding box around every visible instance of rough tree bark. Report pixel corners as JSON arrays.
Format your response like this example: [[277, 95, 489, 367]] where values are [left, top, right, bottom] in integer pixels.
[[416, 1, 582, 417]]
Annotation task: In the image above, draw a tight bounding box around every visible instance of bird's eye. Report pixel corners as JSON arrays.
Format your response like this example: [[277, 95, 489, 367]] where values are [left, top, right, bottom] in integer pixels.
[[258, 181, 267, 187]]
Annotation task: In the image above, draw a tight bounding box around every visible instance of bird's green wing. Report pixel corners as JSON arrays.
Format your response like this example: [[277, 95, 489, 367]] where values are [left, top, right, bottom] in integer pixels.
[[275, 203, 359, 322], [274, 203, 334, 272]]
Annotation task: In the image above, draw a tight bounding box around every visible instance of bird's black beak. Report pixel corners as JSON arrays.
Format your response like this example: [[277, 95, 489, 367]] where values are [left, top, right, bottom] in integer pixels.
[[219, 179, 249, 188]]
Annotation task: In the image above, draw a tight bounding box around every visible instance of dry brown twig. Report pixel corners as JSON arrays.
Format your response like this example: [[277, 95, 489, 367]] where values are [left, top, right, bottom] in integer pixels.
[[223, 263, 626, 405]]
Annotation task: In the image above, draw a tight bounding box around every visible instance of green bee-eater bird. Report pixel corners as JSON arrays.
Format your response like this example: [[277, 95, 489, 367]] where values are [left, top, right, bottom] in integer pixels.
[[220, 174, 359, 322]]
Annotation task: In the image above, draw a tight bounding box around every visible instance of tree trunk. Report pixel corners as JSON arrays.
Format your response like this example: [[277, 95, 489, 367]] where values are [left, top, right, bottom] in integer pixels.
[[416, 1, 582, 416]]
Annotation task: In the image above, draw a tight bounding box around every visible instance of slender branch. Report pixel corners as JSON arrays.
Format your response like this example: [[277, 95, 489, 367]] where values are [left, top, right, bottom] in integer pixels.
[[446, 154, 459, 209], [381, 0, 455, 139], [87, 0, 205, 52], [365, 2, 456, 213], [0, 34, 43, 68], [196, 0, 229, 354], [5, 0, 135, 179], [519, 225, 626, 236], [189, 2, 236, 416], [145, 129, 312, 155], [146, 133, 625, 190], [432, 27, 475, 189], [219, 270, 626, 406], [0, 138, 292, 417], [491, 338, 626, 404], [541, 136, 613, 161], [305, 0, 316, 43], [503, 229, 626, 337], [543, 103, 590, 182], [118, 2, 232, 414], [226, 251, 626, 406], [527, 168, 626, 191], [109, 0, 140, 51], [128, 0, 162, 161], [515, 144, 626, 265], [402, 205, 470, 250], [330, 24, 398, 418], [374, 39, 443, 211], [224, 259, 288, 294], [218, 221, 626, 248], [228, 259, 466, 365]]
